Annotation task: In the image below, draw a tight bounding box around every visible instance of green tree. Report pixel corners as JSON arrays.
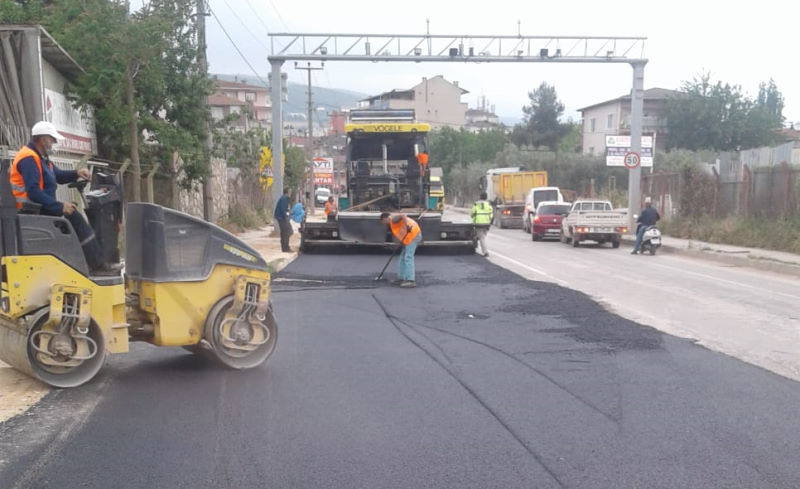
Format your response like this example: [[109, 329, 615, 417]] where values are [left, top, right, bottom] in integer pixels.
[[665, 73, 784, 151], [513, 82, 570, 150]]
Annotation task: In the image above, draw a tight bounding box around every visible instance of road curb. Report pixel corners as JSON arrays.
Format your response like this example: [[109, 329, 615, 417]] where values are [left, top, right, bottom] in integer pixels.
[[619, 235, 800, 278]]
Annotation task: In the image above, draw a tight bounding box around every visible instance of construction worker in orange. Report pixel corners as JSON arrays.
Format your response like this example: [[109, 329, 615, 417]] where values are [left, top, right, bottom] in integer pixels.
[[324, 195, 338, 222], [380, 212, 422, 288]]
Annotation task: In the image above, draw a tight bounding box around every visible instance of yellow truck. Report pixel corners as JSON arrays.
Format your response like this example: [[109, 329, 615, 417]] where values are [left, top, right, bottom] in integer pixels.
[[480, 168, 548, 228]]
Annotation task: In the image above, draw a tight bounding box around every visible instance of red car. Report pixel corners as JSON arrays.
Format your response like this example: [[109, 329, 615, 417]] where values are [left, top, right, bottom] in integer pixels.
[[531, 202, 571, 241]]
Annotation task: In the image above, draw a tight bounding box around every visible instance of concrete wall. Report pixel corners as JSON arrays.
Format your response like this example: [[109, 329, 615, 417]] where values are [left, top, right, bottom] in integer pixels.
[[178, 157, 228, 221], [411, 76, 467, 129]]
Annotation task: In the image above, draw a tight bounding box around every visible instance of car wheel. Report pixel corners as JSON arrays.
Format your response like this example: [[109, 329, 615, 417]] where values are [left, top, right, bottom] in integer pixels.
[[572, 236, 580, 248], [612, 240, 620, 249]]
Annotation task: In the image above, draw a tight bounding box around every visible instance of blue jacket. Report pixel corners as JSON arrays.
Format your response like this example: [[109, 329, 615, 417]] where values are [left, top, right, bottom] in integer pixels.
[[290, 202, 305, 223], [638, 207, 660, 227], [17, 142, 78, 215], [274, 194, 289, 221]]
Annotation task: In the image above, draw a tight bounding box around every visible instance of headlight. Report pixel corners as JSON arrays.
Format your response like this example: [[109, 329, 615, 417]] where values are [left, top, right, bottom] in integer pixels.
[[332, 231, 338, 238], [440, 232, 448, 239]]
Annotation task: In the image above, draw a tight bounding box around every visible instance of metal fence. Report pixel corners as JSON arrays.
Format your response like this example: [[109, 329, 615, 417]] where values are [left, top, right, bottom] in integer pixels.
[[644, 142, 800, 219]]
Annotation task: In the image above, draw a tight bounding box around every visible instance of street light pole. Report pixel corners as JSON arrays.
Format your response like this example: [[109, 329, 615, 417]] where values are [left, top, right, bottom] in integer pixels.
[[295, 62, 324, 209]]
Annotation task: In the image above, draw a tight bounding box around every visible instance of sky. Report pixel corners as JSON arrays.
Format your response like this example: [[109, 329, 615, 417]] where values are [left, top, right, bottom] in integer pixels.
[[165, 0, 800, 125]]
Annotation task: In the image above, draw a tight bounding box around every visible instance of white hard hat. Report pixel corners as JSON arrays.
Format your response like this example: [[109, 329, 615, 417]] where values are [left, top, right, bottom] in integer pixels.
[[644, 196, 652, 204], [31, 121, 64, 141]]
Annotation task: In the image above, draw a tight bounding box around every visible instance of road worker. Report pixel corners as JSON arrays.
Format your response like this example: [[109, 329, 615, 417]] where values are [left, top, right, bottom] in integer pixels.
[[380, 212, 422, 288], [470, 191, 493, 257]]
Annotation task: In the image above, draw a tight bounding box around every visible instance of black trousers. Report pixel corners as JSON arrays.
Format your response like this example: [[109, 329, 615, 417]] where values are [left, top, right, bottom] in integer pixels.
[[277, 218, 292, 252], [65, 212, 104, 269]]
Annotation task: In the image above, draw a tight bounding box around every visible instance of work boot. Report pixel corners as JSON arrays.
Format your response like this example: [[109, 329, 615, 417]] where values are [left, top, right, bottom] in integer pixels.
[[390, 279, 403, 285], [630, 249, 638, 255], [399, 280, 416, 288]]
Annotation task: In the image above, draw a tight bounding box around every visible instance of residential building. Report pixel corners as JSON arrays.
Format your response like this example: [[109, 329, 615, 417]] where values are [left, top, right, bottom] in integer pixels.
[[211, 79, 271, 129], [578, 88, 681, 156], [357, 75, 468, 129]]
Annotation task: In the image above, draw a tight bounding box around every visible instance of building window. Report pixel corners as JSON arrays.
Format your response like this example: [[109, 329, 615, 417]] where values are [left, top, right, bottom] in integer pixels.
[[607, 114, 614, 129], [245, 92, 256, 102], [590, 118, 596, 132], [230, 106, 241, 114], [588, 146, 594, 155], [210, 107, 224, 120]]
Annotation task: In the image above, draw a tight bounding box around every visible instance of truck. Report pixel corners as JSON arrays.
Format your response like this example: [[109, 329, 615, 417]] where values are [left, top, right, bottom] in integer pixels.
[[560, 199, 628, 248], [480, 168, 548, 228], [300, 110, 475, 251]]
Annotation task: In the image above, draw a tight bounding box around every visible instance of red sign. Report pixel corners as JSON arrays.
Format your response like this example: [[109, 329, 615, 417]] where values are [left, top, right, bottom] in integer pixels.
[[624, 151, 641, 169]]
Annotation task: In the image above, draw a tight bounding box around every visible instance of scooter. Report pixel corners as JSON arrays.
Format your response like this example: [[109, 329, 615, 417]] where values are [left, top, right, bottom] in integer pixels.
[[639, 225, 662, 255]]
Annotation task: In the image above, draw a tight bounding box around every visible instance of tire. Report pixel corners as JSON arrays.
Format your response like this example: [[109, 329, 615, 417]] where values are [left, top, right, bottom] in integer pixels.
[[572, 236, 580, 248], [649, 247, 656, 256], [532, 233, 540, 241], [204, 296, 278, 370], [612, 240, 620, 249]]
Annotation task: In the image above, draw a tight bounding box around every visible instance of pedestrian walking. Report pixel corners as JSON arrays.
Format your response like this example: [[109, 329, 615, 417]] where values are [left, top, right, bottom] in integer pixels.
[[470, 191, 493, 257]]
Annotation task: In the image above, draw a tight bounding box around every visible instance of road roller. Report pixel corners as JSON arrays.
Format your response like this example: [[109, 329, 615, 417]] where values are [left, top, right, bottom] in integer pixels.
[[0, 156, 277, 388]]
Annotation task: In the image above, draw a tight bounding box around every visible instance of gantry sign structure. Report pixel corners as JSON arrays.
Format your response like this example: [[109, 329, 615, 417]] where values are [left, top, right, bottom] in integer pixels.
[[267, 33, 648, 227]]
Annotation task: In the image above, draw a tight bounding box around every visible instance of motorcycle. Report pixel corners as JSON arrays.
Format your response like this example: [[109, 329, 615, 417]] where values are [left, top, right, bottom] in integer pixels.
[[638, 224, 662, 255]]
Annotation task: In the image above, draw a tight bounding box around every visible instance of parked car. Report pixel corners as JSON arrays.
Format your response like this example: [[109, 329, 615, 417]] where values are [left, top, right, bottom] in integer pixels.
[[531, 201, 571, 241], [522, 186, 564, 233], [315, 187, 331, 206]]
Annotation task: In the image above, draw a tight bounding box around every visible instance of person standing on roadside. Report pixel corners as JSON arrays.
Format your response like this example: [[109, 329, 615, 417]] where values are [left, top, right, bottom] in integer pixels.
[[470, 191, 493, 257], [274, 187, 292, 252]]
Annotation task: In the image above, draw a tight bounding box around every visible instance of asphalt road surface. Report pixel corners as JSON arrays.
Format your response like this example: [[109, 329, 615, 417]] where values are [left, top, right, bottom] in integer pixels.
[[1, 252, 800, 488], [483, 226, 800, 381]]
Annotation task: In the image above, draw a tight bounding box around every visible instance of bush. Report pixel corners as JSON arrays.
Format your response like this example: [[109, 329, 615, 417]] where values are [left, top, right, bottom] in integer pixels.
[[661, 216, 800, 254], [220, 202, 268, 233]]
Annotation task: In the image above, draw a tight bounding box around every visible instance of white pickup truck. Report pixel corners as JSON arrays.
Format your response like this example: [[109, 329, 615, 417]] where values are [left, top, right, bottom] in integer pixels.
[[560, 199, 628, 248]]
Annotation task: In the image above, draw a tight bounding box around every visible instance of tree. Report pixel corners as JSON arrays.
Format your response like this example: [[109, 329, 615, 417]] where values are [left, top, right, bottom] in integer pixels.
[[665, 73, 784, 151], [513, 82, 570, 150], [10, 0, 212, 200]]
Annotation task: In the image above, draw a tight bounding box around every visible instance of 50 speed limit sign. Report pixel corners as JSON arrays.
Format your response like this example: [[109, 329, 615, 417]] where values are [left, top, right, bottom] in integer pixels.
[[624, 151, 641, 169]]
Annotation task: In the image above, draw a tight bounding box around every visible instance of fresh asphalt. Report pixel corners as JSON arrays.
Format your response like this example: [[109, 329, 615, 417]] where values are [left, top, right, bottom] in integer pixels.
[[1, 253, 800, 488]]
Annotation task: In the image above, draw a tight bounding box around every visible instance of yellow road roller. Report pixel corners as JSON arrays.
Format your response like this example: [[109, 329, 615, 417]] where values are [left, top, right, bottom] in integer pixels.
[[0, 158, 276, 388]]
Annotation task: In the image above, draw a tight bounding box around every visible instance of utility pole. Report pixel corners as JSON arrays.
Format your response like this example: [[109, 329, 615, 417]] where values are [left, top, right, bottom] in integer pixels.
[[196, 0, 214, 222], [295, 61, 324, 209]]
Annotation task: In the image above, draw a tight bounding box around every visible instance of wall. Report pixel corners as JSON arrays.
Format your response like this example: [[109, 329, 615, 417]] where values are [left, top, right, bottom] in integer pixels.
[[177, 157, 228, 220]]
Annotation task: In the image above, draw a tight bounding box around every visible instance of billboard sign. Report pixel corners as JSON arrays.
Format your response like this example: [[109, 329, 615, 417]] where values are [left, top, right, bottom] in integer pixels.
[[44, 89, 97, 155], [605, 135, 653, 167], [313, 157, 334, 185]]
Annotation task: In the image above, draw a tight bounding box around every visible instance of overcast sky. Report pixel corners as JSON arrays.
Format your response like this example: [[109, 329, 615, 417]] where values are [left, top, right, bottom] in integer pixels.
[[187, 0, 798, 124]]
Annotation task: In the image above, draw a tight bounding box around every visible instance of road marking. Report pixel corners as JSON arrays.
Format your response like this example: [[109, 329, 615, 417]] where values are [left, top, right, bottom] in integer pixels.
[[489, 251, 570, 287], [648, 261, 800, 301]]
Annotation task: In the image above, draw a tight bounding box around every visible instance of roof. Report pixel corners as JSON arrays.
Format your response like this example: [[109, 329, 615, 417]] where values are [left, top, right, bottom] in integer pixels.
[[360, 75, 470, 102], [209, 94, 247, 106], [578, 88, 683, 112], [215, 79, 268, 91], [1, 25, 85, 80], [360, 89, 414, 103]]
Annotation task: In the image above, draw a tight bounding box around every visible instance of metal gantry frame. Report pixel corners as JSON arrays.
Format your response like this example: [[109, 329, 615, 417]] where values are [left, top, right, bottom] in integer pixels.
[[267, 32, 647, 229]]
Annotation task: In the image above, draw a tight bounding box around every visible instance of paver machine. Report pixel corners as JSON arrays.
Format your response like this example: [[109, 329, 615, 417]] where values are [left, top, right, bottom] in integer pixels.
[[300, 109, 475, 251], [0, 152, 277, 388]]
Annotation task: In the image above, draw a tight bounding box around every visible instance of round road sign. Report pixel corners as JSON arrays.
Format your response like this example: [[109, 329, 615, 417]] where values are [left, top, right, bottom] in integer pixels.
[[624, 151, 641, 169]]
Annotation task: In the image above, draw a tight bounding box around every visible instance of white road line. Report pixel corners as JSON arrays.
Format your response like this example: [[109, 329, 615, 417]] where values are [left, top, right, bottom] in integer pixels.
[[647, 261, 800, 301], [489, 251, 570, 287]]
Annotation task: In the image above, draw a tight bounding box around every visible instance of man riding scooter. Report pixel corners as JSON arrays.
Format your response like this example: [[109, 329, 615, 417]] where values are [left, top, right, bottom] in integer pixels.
[[631, 196, 660, 255], [10, 121, 120, 274]]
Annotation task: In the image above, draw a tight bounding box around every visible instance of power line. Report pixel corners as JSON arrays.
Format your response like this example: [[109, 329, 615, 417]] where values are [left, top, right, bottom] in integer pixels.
[[218, 0, 270, 51], [267, 0, 290, 30], [208, 7, 269, 87], [244, 0, 271, 35]]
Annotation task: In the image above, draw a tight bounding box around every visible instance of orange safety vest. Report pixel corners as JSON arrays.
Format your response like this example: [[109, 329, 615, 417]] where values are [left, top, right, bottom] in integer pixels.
[[389, 214, 421, 246], [325, 201, 337, 216], [10, 146, 47, 209]]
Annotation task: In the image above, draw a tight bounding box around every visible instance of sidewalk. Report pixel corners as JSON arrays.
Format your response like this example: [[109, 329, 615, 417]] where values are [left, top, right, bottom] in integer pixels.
[[620, 234, 800, 277], [0, 225, 299, 424]]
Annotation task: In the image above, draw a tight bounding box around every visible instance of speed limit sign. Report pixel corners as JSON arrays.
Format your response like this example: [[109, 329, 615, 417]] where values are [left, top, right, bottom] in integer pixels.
[[624, 151, 641, 169]]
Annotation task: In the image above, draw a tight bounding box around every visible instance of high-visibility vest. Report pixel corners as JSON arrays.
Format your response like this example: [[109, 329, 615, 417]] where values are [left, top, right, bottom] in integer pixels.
[[325, 201, 337, 216], [389, 214, 421, 246], [471, 200, 493, 225], [10, 146, 46, 209]]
